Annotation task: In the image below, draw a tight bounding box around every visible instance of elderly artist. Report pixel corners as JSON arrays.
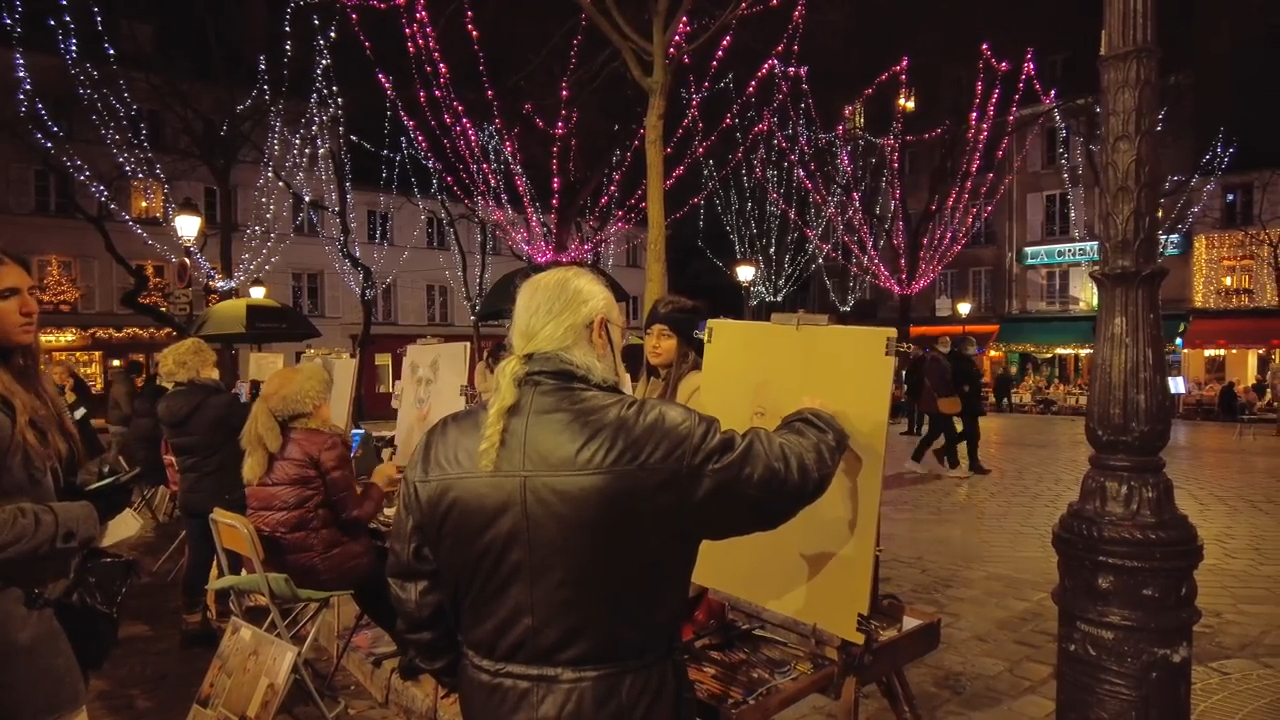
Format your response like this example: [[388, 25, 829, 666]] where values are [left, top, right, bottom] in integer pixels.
[[387, 266, 849, 720]]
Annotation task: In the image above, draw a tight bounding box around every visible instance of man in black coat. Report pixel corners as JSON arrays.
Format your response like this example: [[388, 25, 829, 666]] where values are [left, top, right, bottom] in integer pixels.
[[900, 346, 926, 436], [934, 336, 991, 475], [993, 365, 1014, 412]]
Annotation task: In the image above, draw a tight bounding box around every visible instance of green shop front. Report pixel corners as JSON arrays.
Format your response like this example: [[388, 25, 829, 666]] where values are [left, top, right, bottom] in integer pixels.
[[992, 313, 1187, 385]]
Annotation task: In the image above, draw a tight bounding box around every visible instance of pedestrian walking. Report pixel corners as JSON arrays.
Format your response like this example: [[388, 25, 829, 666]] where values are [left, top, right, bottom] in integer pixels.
[[935, 336, 991, 475], [993, 365, 1014, 412], [899, 346, 926, 436], [904, 337, 966, 477]]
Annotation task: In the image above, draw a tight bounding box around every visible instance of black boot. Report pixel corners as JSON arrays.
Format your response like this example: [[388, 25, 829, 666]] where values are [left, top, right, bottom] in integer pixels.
[[180, 605, 221, 649]]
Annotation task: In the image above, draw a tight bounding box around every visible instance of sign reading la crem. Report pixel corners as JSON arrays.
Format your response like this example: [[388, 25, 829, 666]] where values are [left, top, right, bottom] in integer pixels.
[[1021, 235, 1186, 266]]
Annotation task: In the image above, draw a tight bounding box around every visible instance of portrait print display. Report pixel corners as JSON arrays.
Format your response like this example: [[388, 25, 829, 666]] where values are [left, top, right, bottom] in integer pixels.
[[693, 319, 896, 644], [393, 342, 470, 465], [187, 618, 297, 720]]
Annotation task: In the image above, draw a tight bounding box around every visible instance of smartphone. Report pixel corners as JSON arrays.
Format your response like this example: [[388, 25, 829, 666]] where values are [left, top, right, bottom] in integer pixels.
[[84, 473, 128, 492]]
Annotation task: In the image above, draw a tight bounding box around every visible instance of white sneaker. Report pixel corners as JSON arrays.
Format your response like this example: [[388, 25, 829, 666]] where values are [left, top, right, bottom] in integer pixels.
[[904, 460, 928, 474], [947, 467, 972, 479]]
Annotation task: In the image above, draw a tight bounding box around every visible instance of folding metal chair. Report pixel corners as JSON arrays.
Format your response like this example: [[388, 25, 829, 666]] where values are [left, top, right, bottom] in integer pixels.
[[206, 508, 352, 719]]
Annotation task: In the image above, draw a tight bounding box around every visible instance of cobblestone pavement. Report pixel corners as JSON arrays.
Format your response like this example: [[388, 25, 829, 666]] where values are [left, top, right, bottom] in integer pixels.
[[88, 415, 1279, 719], [778, 414, 1280, 719]]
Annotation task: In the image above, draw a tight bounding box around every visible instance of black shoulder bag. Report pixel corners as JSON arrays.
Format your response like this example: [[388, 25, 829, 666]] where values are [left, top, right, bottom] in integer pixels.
[[26, 547, 138, 679]]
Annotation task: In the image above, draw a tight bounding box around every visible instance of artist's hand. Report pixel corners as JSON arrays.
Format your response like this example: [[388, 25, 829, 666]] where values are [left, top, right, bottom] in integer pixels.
[[371, 462, 401, 492]]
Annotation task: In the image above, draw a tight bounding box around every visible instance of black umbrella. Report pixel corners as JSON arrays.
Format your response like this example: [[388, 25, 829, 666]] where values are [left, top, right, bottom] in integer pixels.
[[475, 264, 631, 323], [188, 298, 322, 345]]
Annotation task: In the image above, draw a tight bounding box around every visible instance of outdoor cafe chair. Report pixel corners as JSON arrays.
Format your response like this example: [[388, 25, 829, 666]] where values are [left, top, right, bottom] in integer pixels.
[[207, 508, 355, 719]]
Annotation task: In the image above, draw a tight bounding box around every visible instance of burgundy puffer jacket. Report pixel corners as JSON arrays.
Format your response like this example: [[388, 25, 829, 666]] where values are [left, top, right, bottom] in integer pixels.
[[245, 426, 385, 592]]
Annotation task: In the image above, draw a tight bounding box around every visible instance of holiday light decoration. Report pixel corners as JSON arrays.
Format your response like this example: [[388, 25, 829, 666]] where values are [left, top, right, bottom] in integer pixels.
[[340, 0, 803, 267], [40, 326, 176, 345], [1, 0, 279, 292], [136, 264, 169, 308], [37, 256, 82, 310], [1192, 231, 1280, 309], [781, 46, 1053, 301]]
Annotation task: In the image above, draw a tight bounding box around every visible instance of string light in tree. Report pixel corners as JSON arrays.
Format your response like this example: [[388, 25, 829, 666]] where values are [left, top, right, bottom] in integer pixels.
[[37, 256, 82, 310], [1, 0, 281, 291]]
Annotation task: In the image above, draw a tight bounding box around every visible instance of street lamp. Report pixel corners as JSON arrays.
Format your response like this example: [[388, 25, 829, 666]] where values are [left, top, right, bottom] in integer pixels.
[[1052, 0, 1203, 716], [172, 196, 204, 247], [955, 299, 972, 335], [734, 260, 757, 320], [248, 277, 267, 299]]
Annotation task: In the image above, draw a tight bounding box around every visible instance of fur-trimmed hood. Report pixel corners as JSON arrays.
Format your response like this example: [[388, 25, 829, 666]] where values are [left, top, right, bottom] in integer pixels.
[[240, 363, 334, 484]]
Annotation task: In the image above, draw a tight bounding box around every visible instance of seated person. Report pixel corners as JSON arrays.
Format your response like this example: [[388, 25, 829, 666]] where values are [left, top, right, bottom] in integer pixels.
[[240, 363, 403, 643]]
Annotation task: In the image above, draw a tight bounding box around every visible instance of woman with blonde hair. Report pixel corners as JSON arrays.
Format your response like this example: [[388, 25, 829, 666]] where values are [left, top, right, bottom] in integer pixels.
[[0, 251, 106, 720], [241, 363, 403, 640], [155, 337, 249, 646]]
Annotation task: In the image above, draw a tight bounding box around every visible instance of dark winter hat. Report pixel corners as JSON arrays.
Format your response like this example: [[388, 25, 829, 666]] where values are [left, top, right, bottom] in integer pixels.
[[644, 296, 708, 357]]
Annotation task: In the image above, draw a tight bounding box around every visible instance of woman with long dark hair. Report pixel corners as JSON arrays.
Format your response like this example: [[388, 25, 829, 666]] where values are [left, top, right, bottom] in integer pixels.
[[635, 295, 707, 408], [48, 360, 107, 465], [0, 251, 104, 720]]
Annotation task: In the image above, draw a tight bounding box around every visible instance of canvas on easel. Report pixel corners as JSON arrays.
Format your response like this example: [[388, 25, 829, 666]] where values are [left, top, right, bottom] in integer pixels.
[[187, 618, 297, 720], [393, 342, 470, 465], [299, 354, 359, 432], [692, 318, 896, 644], [246, 352, 284, 382]]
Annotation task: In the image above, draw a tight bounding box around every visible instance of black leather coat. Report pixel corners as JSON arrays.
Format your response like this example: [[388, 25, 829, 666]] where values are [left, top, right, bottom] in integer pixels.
[[156, 379, 248, 515], [387, 355, 849, 720]]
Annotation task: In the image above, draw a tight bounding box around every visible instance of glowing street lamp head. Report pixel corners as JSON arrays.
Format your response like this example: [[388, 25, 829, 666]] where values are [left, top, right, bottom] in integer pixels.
[[248, 277, 267, 299], [734, 260, 757, 285], [956, 300, 973, 318], [172, 196, 204, 246]]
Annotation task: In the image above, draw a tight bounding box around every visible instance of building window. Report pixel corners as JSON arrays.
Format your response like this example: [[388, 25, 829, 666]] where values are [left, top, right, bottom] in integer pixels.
[[202, 185, 220, 225], [32, 168, 73, 216], [1219, 257, 1255, 298], [935, 269, 957, 301], [966, 202, 995, 246], [372, 282, 395, 323], [374, 353, 394, 393], [424, 215, 449, 249], [130, 178, 165, 221], [366, 210, 392, 245], [625, 241, 641, 267], [1042, 268, 1071, 309], [1044, 124, 1069, 167], [1221, 183, 1254, 228], [628, 295, 641, 323], [425, 283, 451, 324], [34, 256, 79, 311], [290, 271, 323, 316], [969, 267, 993, 314], [293, 197, 321, 235], [1043, 191, 1071, 239], [481, 224, 501, 255]]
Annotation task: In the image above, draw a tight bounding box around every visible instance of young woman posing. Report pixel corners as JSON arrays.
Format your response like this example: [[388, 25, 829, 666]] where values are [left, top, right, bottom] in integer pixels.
[[635, 296, 707, 409]]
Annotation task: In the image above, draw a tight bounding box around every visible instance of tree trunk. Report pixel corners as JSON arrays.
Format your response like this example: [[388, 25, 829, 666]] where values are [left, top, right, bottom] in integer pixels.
[[216, 176, 238, 383], [351, 290, 375, 424], [897, 293, 913, 343], [642, 71, 670, 316]]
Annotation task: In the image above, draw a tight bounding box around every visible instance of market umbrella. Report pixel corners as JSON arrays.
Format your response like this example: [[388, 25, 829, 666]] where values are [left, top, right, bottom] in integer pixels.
[[188, 298, 322, 345], [475, 264, 631, 323]]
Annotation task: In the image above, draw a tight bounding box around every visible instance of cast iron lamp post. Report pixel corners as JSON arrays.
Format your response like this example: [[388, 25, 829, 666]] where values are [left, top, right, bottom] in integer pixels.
[[734, 260, 757, 320], [172, 197, 204, 246], [1051, 0, 1203, 716]]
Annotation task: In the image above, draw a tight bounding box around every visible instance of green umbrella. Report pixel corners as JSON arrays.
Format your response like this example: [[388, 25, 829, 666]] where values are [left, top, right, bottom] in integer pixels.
[[188, 298, 322, 345]]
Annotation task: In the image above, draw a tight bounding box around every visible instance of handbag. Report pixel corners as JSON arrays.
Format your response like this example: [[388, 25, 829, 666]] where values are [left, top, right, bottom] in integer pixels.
[[27, 547, 138, 678], [935, 395, 962, 416]]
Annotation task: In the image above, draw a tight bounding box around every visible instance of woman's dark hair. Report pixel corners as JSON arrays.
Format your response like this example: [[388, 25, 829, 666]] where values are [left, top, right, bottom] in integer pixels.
[[641, 295, 707, 403], [66, 368, 93, 400], [0, 250, 81, 474], [485, 340, 507, 371]]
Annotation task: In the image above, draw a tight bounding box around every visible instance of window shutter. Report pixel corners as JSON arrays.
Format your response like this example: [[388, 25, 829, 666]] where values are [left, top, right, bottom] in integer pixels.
[[72, 177, 97, 216], [8, 164, 34, 214], [398, 278, 425, 325], [323, 272, 345, 318], [1025, 131, 1043, 173], [1068, 266, 1087, 309], [1026, 192, 1044, 244], [76, 257, 99, 313], [236, 185, 256, 228], [1025, 269, 1043, 311]]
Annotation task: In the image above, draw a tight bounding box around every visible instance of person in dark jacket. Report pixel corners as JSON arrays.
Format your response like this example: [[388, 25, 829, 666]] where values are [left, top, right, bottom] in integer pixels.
[[388, 267, 849, 720], [155, 338, 249, 646], [121, 374, 168, 488], [105, 359, 142, 459], [241, 363, 403, 639], [1217, 380, 1240, 420], [49, 360, 107, 463], [905, 337, 965, 477], [0, 251, 104, 720], [993, 365, 1014, 412], [934, 337, 991, 475], [900, 346, 926, 435]]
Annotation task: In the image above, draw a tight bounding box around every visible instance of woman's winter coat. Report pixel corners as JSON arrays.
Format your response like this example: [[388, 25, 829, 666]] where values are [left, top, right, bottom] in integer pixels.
[[122, 383, 169, 487], [635, 368, 703, 409], [245, 423, 385, 592], [916, 352, 957, 415], [157, 379, 249, 515], [0, 403, 101, 720]]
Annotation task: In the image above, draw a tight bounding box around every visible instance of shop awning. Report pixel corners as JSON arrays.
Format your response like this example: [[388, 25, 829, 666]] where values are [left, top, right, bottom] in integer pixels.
[[908, 324, 998, 350], [1183, 315, 1280, 349], [990, 315, 1095, 352]]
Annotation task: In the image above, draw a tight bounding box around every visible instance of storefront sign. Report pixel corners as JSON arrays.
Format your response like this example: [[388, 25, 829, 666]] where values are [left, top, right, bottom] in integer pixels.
[[1022, 235, 1186, 266]]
